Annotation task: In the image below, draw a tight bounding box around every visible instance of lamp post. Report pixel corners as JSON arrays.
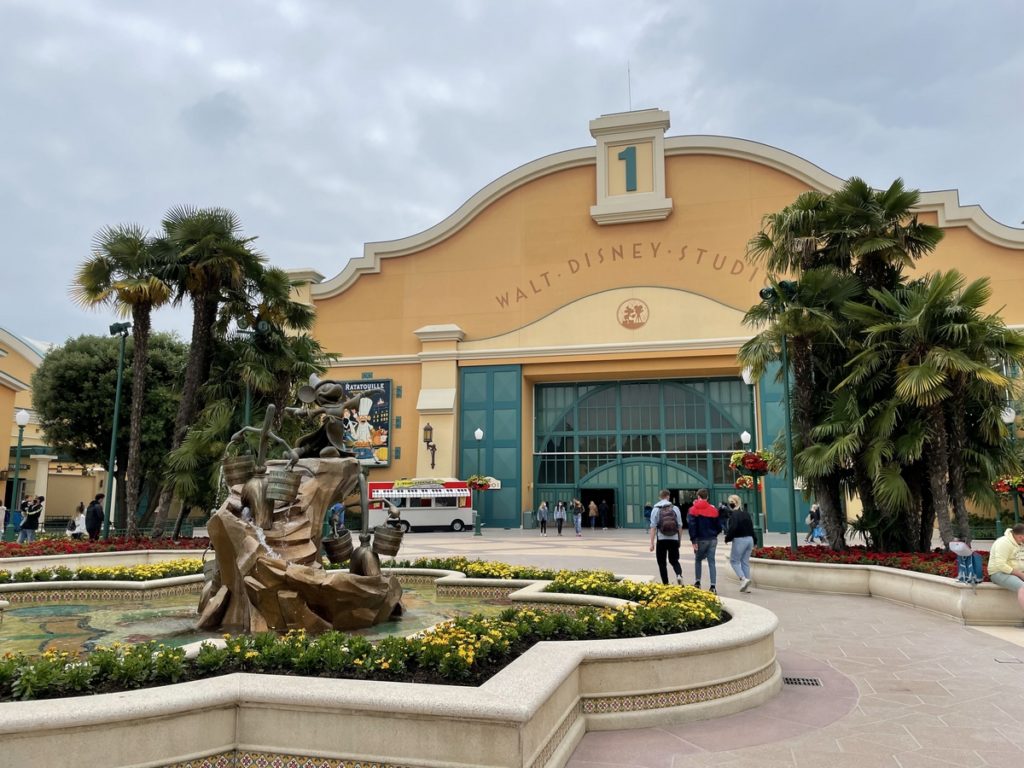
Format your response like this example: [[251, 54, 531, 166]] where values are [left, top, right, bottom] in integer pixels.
[[5, 409, 30, 542], [759, 284, 800, 552], [103, 321, 131, 539], [738, 406, 764, 552], [422, 423, 437, 469], [1001, 406, 1020, 529], [474, 427, 484, 536]]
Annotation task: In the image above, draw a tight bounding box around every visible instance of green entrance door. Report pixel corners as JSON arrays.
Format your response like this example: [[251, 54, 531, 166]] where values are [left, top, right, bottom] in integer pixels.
[[622, 460, 662, 527]]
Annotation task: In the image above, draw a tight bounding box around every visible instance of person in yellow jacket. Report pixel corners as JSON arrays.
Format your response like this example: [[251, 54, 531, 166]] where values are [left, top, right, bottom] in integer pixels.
[[987, 523, 1024, 612]]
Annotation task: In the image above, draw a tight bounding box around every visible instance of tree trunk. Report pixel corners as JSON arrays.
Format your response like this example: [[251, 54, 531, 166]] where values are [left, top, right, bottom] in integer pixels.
[[926, 406, 954, 548], [151, 294, 219, 536], [815, 473, 846, 550], [124, 305, 151, 539], [944, 390, 973, 544]]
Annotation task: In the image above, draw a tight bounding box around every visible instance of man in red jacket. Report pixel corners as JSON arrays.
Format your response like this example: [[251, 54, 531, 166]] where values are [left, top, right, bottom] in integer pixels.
[[687, 488, 723, 594]]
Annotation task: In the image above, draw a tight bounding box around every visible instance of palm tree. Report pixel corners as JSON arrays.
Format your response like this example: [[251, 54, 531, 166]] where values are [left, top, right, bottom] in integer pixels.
[[742, 177, 944, 549], [149, 207, 265, 536], [72, 224, 171, 536], [842, 271, 1024, 546]]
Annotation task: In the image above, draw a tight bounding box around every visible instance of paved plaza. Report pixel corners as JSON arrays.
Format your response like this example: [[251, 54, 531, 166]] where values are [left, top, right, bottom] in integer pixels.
[[397, 528, 1024, 768]]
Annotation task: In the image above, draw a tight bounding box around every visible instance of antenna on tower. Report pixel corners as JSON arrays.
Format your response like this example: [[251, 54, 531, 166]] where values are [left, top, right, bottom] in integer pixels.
[[627, 60, 632, 111]]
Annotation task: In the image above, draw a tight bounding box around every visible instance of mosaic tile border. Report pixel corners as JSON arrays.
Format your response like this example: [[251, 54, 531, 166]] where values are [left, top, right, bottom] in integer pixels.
[[2, 583, 203, 604], [436, 584, 516, 600], [161, 749, 429, 768], [391, 574, 437, 586], [528, 700, 582, 768], [582, 661, 777, 714]]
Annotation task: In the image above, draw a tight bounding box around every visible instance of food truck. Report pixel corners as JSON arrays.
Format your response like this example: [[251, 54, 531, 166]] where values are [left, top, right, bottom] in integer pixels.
[[367, 478, 478, 532]]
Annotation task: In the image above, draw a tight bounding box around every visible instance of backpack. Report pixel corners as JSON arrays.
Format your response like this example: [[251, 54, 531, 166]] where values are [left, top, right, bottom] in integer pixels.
[[656, 505, 679, 535], [66, 518, 76, 532]]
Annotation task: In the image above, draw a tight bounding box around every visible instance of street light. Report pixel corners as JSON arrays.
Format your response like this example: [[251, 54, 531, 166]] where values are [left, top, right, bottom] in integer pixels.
[[103, 321, 131, 539], [1001, 406, 1020, 529], [759, 283, 800, 552], [4, 409, 31, 541], [473, 427, 484, 536]]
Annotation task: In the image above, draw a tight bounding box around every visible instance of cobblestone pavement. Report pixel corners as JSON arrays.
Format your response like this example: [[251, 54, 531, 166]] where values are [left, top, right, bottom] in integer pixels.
[[397, 528, 1024, 768]]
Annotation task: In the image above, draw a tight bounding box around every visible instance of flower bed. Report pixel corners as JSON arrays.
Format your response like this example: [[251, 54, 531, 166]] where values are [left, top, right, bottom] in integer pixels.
[[390, 556, 559, 580], [0, 558, 203, 584], [0, 588, 723, 701], [0, 537, 209, 559], [753, 545, 986, 580]]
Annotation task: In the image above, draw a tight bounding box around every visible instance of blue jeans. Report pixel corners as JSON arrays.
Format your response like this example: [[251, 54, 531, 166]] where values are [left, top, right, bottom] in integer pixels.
[[730, 536, 754, 580], [694, 538, 717, 585], [573, 514, 582, 534], [17, 529, 36, 544]]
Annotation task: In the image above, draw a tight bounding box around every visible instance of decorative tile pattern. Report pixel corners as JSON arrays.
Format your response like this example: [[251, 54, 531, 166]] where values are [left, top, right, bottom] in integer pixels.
[[582, 662, 777, 714], [161, 750, 429, 767], [393, 574, 437, 586], [2, 583, 203, 604], [528, 701, 582, 768], [511, 600, 583, 615], [437, 584, 516, 600]]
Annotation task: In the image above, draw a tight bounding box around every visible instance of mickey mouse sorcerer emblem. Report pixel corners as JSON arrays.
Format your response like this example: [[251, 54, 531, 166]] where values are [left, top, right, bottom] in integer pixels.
[[617, 299, 649, 329]]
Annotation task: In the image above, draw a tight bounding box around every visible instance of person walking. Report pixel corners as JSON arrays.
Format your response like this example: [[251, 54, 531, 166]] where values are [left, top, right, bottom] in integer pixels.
[[67, 502, 88, 540], [723, 494, 755, 592], [553, 501, 567, 536], [588, 500, 598, 530], [536, 501, 549, 536], [599, 498, 610, 529], [17, 496, 42, 543], [687, 488, 722, 593], [648, 489, 684, 585], [85, 493, 105, 541], [572, 499, 583, 537], [805, 503, 821, 543]]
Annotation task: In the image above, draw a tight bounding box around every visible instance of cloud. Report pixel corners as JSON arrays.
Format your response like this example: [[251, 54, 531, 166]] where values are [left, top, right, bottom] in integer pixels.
[[0, 0, 1021, 345]]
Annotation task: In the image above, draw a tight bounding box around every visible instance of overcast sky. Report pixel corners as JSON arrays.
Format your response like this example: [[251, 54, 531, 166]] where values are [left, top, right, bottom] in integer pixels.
[[2, 0, 1021, 346]]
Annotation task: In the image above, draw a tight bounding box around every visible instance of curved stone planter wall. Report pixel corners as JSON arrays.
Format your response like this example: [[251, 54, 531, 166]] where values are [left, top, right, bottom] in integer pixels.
[[0, 548, 205, 572], [0, 569, 780, 768], [750, 557, 1022, 625]]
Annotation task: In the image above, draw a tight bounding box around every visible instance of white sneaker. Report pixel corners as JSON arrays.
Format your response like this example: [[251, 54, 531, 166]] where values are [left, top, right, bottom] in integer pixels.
[[739, 578, 751, 592], [675, 575, 683, 586]]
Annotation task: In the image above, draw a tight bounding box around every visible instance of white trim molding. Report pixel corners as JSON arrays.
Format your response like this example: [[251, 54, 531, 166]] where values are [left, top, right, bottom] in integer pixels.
[[297, 128, 1024, 301]]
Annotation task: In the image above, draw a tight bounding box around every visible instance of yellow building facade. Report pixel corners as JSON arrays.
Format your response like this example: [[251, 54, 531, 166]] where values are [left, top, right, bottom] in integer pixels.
[[2, 328, 105, 528], [288, 109, 1021, 530]]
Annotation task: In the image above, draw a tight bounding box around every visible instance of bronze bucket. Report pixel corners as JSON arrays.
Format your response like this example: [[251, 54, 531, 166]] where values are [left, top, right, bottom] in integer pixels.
[[266, 468, 302, 502], [222, 455, 255, 487], [372, 526, 404, 557], [323, 529, 353, 564]]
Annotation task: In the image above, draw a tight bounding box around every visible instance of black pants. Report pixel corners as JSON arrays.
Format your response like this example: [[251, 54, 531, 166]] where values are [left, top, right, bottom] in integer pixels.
[[556, 519, 564, 535], [655, 538, 682, 584], [539, 519, 547, 534]]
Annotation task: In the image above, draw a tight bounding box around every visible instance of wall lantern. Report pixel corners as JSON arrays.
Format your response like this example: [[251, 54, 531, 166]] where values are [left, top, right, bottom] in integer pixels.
[[422, 423, 437, 469]]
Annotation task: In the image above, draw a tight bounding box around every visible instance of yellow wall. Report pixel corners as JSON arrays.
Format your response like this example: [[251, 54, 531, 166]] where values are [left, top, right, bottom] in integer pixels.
[[304, 133, 1024, 499]]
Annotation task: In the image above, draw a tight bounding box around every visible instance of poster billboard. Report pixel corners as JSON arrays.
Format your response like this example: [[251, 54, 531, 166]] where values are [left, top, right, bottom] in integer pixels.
[[336, 379, 392, 466]]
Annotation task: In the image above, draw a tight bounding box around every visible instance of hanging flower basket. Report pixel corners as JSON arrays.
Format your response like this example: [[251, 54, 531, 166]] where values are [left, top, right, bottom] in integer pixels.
[[729, 450, 771, 476], [466, 474, 491, 491], [992, 475, 1024, 495], [733, 475, 763, 491]]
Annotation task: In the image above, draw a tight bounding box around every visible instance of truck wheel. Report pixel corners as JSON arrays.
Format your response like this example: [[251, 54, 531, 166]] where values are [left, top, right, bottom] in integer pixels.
[[451, 520, 465, 532], [398, 520, 411, 534]]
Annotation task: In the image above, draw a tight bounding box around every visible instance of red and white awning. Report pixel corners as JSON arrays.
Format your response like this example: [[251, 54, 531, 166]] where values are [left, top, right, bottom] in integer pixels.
[[371, 487, 470, 499]]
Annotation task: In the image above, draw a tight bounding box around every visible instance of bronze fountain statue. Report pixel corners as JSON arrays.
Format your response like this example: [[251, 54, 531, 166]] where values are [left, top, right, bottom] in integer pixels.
[[197, 389, 404, 634]]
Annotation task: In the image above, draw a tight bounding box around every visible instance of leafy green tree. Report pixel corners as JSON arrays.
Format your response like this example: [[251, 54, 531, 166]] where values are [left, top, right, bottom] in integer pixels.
[[31, 334, 187, 530], [148, 207, 267, 536], [741, 178, 943, 550], [71, 224, 171, 536], [842, 271, 1024, 546]]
